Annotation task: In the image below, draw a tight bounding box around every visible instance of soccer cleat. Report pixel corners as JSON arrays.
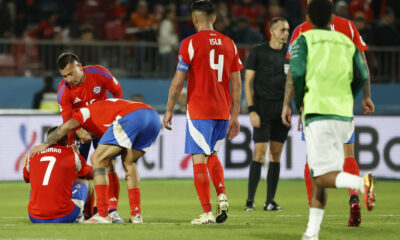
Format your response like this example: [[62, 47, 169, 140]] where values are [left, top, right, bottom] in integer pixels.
[[302, 233, 318, 240], [216, 193, 229, 223], [363, 173, 376, 211], [348, 196, 361, 227], [264, 201, 282, 211], [109, 210, 124, 223], [244, 200, 255, 212], [128, 214, 143, 224], [83, 213, 112, 224], [190, 212, 216, 225]]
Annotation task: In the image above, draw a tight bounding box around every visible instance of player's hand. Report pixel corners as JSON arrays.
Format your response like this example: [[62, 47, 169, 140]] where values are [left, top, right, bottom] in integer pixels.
[[70, 144, 80, 154], [281, 104, 292, 127], [29, 143, 49, 157], [297, 106, 303, 131], [227, 117, 240, 140], [75, 128, 93, 144], [362, 97, 374, 115], [249, 112, 261, 128], [163, 111, 173, 130]]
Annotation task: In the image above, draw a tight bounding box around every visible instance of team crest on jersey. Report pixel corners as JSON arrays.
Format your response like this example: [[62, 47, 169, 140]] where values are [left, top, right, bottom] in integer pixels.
[[75, 183, 81, 189], [93, 86, 101, 94]]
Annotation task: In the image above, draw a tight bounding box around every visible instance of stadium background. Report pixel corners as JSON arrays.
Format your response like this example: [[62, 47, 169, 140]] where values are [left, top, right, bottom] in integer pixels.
[[0, 1, 399, 239]]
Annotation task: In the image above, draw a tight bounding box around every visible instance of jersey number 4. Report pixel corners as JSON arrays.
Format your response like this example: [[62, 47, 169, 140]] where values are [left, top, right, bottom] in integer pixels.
[[209, 49, 224, 82], [40, 156, 56, 185]]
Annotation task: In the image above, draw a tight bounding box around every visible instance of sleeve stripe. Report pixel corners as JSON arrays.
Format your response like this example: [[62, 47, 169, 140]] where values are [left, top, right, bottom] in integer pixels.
[[86, 68, 113, 79], [57, 83, 67, 104], [86, 70, 112, 80]]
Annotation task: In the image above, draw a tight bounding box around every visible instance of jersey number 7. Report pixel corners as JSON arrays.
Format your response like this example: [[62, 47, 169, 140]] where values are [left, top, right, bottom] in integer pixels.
[[40, 156, 56, 185], [209, 49, 224, 82]]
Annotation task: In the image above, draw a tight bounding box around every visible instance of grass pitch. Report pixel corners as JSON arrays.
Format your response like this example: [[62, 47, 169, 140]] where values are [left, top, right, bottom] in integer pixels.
[[0, 179, 399, 240]]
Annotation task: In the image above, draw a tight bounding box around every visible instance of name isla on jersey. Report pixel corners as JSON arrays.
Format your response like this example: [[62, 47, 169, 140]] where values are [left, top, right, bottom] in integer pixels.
[[209, 38, 222, 45]]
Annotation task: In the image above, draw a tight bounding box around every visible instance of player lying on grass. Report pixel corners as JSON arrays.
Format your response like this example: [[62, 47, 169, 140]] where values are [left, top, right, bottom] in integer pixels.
[[24, 127, 94, 223], [30, 99, 161, 224]]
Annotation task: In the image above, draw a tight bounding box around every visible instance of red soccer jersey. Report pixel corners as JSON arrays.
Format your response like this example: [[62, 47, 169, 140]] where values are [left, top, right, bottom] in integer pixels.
[[72, 99, 155, 137], [57, 65, 123, 144], [177, 30, 243, 120], [286, 16, 368, 59], [23, 146, 91, 220]]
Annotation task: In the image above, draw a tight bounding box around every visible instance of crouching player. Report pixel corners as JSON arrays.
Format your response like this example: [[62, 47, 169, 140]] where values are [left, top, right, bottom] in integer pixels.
[[30, 99, 161, 224], [23, 127, 93, 223]]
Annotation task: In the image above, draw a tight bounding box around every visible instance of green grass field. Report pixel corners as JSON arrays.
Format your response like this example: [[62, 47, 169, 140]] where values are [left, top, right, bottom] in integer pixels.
[[0, 179, 399, 240]]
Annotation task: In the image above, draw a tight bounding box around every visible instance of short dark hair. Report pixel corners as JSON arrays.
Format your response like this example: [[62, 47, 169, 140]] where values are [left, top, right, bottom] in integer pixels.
[[47, 126, 67, 146], [308, 0, 333, 28], [57, 52, 80, 70], [191, 0, 215, 15], [269, 17, 288, 29]]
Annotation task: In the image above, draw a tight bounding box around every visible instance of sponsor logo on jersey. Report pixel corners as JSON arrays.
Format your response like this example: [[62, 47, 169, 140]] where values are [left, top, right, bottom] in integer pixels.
[[73, 97, 81, 104], [93, 86, 101, 94]]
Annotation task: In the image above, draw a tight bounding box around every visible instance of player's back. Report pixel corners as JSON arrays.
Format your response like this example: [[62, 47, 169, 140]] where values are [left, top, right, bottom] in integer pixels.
[[74, 99, 155, 137], [26, 146, 80, 219], [180, 31, 242, 120]]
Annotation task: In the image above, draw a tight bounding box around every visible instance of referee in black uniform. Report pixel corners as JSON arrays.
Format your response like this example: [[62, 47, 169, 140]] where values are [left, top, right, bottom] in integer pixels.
[[244, 17, 290, 211]]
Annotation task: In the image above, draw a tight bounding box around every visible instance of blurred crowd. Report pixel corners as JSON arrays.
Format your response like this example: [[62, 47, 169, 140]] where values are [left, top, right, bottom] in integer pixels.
[[0, 0, 399, 47]]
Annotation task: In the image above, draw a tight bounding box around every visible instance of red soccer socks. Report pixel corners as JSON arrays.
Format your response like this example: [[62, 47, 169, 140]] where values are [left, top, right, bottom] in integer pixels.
[[193, 163, 211, 213]]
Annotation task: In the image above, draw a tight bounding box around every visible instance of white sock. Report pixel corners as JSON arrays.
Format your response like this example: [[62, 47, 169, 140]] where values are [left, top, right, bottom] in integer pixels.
[[335, 172, 364, 194], [305, 208, 324, 237]]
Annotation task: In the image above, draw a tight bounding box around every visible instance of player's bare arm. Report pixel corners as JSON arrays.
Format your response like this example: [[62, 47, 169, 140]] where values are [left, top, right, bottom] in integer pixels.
[[281, 70, 294, 127], [30, 119, 81, 157], [163, 71, 186, 130], [244, 69, 261, 128], [227, 70, 241, 140], [360, 51, 375, 115], [75, 128, 94, 144]]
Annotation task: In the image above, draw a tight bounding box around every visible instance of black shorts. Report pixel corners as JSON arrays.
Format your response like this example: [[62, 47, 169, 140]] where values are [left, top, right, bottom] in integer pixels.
[[253, 100, 290, 143]]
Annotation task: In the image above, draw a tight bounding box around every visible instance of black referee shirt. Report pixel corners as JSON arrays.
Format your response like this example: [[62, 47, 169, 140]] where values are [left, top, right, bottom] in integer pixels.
[[245, 42, 289, 101]]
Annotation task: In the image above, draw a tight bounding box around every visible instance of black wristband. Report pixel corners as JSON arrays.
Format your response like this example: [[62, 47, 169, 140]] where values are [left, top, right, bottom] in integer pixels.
[[248, 105, 256, 113]]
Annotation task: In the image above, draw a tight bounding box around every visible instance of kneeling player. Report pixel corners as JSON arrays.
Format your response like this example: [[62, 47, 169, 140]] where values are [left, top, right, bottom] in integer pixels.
[[24, 127, 93, 223], [30, 99, 161, 224]]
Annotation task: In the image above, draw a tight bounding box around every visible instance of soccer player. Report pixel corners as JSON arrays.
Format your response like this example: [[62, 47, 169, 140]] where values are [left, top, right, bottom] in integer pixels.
[[284, 0, 375, 226], [244, 17, 290, 212], [283, 1, 376, 238], [30, 99, 161, 224], [56, 52, 124, 222], [163, 0, 242, 224], [23, 127, 93, 223]]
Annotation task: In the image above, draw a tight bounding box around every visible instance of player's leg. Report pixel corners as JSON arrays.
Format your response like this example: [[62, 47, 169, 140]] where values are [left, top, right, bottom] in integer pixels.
[[83, 181, 95, 220], [343, 132, 362, 226], [265, 141, 284, 211], [121, 148, 144, 224], [245, 141, 267, 211], [265, 116, 289, 211], [302, 123, 313, 206], [85, 144, 122, 224], [72, 178, 90, 223], [185, 119, 215, 224], [208, 119, 230, 223], [92, 137, 122, 221]]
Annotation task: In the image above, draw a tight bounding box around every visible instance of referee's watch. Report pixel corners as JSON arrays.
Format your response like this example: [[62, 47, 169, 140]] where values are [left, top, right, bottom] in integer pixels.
[[248, 105, 256, 113]]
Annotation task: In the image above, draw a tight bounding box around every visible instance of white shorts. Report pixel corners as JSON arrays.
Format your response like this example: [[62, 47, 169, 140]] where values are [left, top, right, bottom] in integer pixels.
[[305, 119, 354, 177]]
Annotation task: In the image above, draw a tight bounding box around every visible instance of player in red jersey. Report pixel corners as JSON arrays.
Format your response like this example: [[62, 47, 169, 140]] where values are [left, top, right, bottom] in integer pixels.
[[56, 52, 124, 222], [163, 0, 242, 224], [24, 127, 93, 223], [282, 0, 375, 227], [30, 99, 161, 224]]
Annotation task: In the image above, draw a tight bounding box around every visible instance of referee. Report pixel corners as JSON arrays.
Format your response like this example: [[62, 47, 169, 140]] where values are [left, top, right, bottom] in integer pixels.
[[244, 17, 290, 211]]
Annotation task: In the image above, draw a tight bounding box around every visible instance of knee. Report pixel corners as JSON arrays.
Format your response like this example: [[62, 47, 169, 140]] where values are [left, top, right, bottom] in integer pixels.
[[253, 151, 266, 163], [90, 154, 107, 168]]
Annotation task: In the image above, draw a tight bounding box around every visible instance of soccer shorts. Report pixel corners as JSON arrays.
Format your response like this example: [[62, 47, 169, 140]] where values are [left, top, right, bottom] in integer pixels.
[[29, 181, 88, 223], [185, 119, 229, 155], [253, 100, 289, 143], [99, 109, 161, 152], [301, 124, 355, 144], [304, 119, 354, 177]]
